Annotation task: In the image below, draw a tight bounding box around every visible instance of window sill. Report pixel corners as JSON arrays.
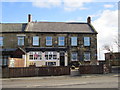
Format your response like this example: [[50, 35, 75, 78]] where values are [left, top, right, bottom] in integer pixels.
[[32, 45, 40, 47], [46, 45, 52, 47], [29, 59, 58, 61], [84, 60, 90, 61], [18, 45, 24, 46], [29, 60, 42, 61], [71, 60, 78, 61]]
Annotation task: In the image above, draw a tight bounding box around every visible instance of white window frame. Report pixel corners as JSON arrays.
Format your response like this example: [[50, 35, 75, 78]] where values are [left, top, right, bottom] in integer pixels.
[[46, 62, 56, 66], [58, 37, 65, 46], [0, 36, 3, 46], [32, 36, 39, 46], [71, 37, 77, 46], [45, 51, 57, 60], [71, 52, 78, 61], [46, 36, 52, 46], [29, 52, 42, 61], [84, 52, 90, 61], [18, 36, 24, 46], [84, 37, 90, 46]]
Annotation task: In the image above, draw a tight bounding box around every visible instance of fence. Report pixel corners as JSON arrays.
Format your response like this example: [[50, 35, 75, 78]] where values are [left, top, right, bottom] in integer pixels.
[[2, 66, 70, 78], [79, 65, 104, 74]]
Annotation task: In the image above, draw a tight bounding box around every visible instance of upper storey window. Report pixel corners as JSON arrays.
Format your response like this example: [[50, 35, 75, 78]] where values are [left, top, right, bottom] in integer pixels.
[[18, 36, 24, 46], [33, 36, 39, 46], [0, 37, 3, 46], [84, 37, 90, 46], [46, 36, 52, 46], [58, 37, 65, 46], [71, 37, 77, 46]]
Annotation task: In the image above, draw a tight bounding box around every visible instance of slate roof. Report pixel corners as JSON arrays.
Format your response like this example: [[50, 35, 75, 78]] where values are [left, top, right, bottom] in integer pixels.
[[0, 23, 27, 32], [0, 22, 97, 34]]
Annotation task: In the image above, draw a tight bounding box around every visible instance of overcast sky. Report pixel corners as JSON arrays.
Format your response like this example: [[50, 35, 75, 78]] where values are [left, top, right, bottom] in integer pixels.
[[1, 0, 119, 60]]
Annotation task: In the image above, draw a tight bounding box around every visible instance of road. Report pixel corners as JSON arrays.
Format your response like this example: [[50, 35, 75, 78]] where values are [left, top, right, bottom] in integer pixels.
[[2, 74, 119, 88]]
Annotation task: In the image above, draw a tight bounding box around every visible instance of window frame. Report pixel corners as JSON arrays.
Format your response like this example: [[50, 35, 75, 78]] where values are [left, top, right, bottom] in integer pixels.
[[71, 52, 78, 61], [71, 37, 77, 46], [32, 36, 39, 46], [84, 52, 91, 61], [29, 52, 42, 61], [58, 36, 65, 46], [45, 51, 57, 60], [0, 36, 3, 46], [17, 36, 25, 46], [84, 37, 90, 46], [46, 62, 56, 66], [46, 36, 52, 46]]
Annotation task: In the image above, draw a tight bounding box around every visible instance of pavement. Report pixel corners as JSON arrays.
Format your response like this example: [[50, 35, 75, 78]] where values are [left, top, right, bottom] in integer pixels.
[[1, 73, 119, 88], [1, 66, 120, 88], [1, 73, 119, 81]]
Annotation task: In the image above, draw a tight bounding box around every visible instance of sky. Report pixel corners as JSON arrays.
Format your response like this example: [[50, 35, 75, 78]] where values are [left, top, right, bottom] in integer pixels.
[[1, 0, 119, 60]]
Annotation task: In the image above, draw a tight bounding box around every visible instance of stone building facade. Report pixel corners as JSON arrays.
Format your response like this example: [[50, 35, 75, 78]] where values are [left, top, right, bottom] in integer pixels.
[[0, 14, 98, 67], [105, 52, 120, 66]]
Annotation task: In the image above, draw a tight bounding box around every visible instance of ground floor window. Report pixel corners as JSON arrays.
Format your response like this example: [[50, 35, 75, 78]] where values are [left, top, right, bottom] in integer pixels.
[[71, 52, 78, 61], [45, 51, 57, 60], [46, 62, 56, 66], [0, 56, 8, 66], [84, 52, 90, 61], [29, 52, 42, 60]]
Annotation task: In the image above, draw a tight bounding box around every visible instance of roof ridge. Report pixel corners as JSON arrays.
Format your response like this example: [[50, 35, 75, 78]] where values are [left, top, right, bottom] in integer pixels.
[[1, 23, 27, 24], [31, 22, 87, 24]]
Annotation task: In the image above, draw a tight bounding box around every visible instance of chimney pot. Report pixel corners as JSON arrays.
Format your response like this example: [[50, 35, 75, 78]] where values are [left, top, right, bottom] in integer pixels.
[[28, 14, 32, 22], [87, 16, 91, 24]]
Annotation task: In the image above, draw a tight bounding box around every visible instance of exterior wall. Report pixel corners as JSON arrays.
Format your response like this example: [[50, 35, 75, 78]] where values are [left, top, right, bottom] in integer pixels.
[[2, 32, 97, 66], [8, 58, 24, 67], [105, 53, 120, 60], [105, 52, 120, 66]]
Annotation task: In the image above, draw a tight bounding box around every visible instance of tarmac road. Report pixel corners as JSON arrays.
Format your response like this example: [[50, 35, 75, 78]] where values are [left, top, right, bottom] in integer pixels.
[[1, 74, 119, 88]]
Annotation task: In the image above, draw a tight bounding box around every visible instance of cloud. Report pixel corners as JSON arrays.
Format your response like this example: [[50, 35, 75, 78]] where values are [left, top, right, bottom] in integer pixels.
[[30, 0, 92, 11], [104, 4, 114, 8], [92, 10, 118, 60], [32, 0, 62, 8]]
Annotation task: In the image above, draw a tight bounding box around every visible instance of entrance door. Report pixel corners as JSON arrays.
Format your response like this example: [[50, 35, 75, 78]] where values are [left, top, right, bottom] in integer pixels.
[[60, 52, 65, 66]]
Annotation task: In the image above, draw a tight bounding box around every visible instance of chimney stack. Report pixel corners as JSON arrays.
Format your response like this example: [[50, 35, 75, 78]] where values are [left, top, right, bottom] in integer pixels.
[[87, 16, 91, 24], [28, 14, 32, 22]]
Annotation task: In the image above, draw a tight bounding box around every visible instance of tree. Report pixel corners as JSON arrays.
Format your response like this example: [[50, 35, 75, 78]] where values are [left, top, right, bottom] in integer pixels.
[[103, 44, 113, 53]]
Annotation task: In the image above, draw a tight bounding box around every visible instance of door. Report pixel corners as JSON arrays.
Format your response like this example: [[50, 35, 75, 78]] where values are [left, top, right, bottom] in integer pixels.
[[60, 52, 65, 66]]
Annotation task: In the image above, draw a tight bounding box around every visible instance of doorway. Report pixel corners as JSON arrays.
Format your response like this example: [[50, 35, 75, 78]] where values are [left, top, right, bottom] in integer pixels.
[[60, 52, 65, 66]]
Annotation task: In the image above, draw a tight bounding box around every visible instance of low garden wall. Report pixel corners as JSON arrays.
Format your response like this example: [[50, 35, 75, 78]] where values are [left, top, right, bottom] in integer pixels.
[[78, 64, 111, 74], [2, 66, 70, 78]]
